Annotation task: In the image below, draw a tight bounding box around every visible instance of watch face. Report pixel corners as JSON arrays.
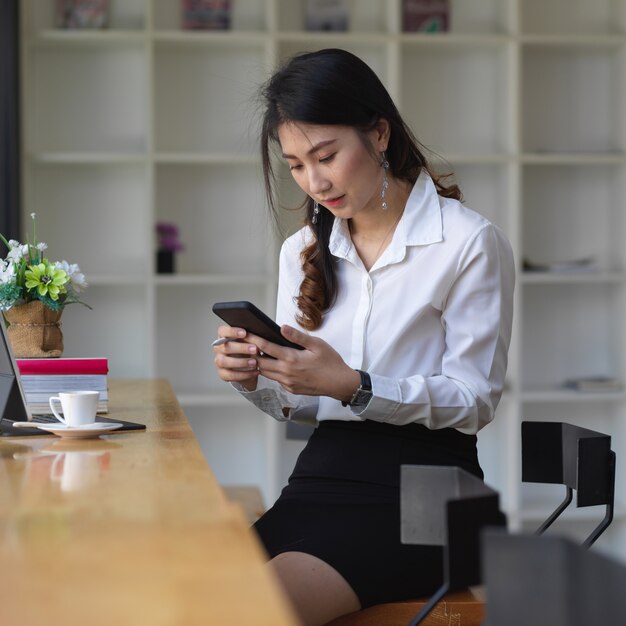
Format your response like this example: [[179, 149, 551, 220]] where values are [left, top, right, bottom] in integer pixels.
[[352, 389, 372, 407]]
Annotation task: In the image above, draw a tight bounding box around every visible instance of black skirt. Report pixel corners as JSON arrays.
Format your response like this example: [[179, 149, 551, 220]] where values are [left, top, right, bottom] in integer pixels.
[[253, 419, 483, 608]]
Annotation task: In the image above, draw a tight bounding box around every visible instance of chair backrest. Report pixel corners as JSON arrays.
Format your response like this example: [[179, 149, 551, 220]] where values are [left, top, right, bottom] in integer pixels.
[[400, 465, 506, 625], [521, 421, 615, 547], [482, 531, 626, 626]]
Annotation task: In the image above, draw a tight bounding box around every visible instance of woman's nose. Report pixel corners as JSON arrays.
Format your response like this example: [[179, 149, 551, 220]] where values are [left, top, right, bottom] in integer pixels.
[[308, 168, 331, 195]]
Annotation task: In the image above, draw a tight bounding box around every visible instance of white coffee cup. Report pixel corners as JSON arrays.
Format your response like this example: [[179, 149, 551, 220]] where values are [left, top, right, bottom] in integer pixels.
[[48, 391, 100, 427]]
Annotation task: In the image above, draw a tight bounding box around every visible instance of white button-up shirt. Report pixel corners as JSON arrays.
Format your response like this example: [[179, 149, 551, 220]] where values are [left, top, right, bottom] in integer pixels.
[[238, 171, 515, 435]]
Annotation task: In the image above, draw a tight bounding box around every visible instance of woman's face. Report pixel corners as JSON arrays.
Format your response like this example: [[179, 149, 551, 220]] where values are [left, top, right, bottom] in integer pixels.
[[278, 122, 387, 221]]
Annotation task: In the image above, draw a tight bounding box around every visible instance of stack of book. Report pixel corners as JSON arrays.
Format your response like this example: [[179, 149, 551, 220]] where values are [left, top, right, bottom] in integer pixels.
[[16, 357, 109, 414]]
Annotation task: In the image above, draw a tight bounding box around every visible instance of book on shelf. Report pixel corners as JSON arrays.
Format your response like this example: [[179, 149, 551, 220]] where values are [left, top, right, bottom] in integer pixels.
[[16, 358, 109, 414], [180, 0, 231, 30], [305, 0, 349, 31], [523, 256, 597, 273], [563, 377, 624, 393]]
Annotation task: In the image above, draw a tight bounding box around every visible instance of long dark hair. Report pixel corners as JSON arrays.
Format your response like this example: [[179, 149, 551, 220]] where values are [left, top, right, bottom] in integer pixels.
[[260, 48, 460, 330]]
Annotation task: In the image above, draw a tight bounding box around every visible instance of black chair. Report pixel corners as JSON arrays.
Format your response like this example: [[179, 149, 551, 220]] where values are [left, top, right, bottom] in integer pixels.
[[482, 531, 626, 626], [400, 465, 506, 626], [521, 421, 615, 547]]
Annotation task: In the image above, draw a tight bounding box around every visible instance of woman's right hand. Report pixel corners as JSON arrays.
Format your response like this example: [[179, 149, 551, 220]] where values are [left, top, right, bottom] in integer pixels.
[[212, 325, 260, 391]]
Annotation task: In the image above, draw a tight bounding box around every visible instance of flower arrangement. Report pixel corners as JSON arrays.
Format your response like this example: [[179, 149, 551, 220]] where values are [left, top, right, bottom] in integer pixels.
[[156, 221, 184, 253], [0, 213, 89, 312]]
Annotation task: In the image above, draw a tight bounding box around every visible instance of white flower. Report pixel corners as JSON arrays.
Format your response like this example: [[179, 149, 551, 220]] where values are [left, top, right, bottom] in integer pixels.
[[56, 260, 88, 291], [30, 212, 36, 220], [0, 261, 15, 284], [7, 244, 28, 262], [36, 242, 48, 252], [8, 239, 20, 248]]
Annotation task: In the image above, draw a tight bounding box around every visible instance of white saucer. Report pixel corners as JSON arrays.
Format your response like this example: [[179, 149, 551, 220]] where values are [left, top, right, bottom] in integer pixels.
[[34, 422, 123, 439]]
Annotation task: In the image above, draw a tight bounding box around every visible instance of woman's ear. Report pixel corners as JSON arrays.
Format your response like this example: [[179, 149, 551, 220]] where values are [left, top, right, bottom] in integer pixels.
[[374, 118, 391, 150]]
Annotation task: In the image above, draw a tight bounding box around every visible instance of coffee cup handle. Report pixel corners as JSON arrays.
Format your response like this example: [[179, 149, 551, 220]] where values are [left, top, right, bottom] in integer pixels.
[[49, 396, 68, 425]]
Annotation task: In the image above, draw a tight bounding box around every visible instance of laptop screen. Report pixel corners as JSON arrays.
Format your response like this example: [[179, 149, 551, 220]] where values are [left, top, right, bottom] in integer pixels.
[[0, 321, 31, 424]]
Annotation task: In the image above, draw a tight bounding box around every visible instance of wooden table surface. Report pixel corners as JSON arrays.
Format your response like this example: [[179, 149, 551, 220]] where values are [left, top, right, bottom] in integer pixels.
[[0, 379, 299, 626]]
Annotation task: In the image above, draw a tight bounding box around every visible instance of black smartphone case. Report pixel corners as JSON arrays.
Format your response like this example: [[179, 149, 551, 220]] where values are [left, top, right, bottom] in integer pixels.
[[212, 301, 304, 350]]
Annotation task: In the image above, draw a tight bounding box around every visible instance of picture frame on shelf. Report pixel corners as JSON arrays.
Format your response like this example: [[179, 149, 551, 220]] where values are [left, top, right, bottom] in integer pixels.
[[402, 0, 450, 33], [181, 0, 232, 31]]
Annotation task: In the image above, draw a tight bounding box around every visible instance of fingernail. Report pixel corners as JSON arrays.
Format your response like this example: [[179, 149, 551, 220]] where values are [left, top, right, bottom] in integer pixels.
[[247, 359, 257, 367], [237, 329, 246, 338], [248, 345, 257, 354]]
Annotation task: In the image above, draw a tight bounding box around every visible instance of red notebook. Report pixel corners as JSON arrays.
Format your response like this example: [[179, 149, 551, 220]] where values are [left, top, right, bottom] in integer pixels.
[[16, 358, 109, 376]]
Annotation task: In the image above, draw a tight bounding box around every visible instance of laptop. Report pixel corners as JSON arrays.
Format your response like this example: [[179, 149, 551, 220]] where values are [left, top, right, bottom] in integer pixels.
[[0, 319, 145, 437]]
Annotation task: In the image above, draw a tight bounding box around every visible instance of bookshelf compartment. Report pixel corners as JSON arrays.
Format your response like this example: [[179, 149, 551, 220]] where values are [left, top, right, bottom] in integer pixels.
[[61, 284, 151, 377], [155, 163, 270, 275], [184, 404, 269, 493], [26, 45, 148, 154], [154, 43, 266, 155], [520, 0, 626, 35], [522, 283, 625, 391], [446, 162, 513, 233], [446, 0, 513, 34], [155, 284, 267, 394], [27, 163, 151, 276], [522, 164, 626, 273], [276, 0, 388, 33], [399, 43, 510, 156], [152, 0, 268, 32], [522, 45, 626, 154]]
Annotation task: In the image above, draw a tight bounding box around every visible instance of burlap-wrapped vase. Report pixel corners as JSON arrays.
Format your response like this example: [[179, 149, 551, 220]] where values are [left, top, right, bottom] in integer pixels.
[[3, 300, 64, 358]]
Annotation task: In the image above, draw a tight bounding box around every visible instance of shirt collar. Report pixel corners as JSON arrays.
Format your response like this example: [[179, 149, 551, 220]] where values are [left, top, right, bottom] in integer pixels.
[[328, 169, 443, 265]]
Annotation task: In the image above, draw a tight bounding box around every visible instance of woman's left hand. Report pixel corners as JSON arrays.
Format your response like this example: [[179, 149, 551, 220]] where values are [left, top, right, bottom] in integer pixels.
[[247, 325, 360, 403]]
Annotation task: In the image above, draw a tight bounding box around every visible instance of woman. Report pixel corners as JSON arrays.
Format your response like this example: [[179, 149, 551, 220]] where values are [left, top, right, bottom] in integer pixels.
[[213, 48, 515, 626]]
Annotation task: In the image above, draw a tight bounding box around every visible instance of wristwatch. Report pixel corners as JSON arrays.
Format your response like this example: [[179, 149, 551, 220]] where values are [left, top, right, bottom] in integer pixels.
[[342, 369, 373, 408]]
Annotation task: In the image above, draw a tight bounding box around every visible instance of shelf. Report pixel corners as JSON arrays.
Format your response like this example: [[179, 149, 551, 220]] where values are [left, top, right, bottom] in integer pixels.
[[29, 30, 147, 46], [522, 272, 625, 285], [154, 274, 271, 286], [522, 389, 626, 403], [521, 153, 626, 164], [153, 153, 260, 164], [153, 31, 268, 47], [28, 152, 149, 164], [18, 0, 626, 555]]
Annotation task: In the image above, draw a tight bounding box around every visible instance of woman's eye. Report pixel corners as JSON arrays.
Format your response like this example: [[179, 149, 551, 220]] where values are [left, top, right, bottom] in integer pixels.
[[289, 164, 303, 171], [319, 154, 335, 163]]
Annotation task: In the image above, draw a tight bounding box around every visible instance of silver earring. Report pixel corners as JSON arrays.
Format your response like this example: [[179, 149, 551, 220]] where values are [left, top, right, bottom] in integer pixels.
[[312, 200, 320, 225], [381, 153, 389, 210]]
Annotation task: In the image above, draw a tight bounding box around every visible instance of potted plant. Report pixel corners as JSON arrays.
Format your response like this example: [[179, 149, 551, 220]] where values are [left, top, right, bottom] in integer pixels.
[[0, 213, 89, 357]]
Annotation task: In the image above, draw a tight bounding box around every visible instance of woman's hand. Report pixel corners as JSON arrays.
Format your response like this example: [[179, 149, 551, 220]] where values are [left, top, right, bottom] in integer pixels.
[[246, 325, 360, 403], [213, 325, 260, 391]]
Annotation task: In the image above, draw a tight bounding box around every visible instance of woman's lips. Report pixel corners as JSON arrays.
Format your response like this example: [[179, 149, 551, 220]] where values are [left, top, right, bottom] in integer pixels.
[[322, 195, 345, 209]]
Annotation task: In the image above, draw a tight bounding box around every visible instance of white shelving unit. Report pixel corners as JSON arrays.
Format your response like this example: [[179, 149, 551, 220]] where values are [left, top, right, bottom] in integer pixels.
[[19, 0, 626, 560]]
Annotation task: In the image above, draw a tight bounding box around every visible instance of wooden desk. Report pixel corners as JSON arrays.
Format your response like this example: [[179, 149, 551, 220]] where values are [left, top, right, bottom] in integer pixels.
[[0, 380, 299, 626]]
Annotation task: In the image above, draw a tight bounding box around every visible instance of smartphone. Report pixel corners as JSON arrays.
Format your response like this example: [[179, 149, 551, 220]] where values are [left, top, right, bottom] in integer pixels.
[[212, 301, 304, 351]]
